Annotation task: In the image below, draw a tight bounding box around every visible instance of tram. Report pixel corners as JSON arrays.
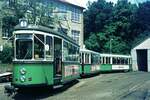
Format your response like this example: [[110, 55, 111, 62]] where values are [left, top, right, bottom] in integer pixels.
[[80, 49, 100, 76], [11, 23, 80, 89], [100, 54, 132, 72]]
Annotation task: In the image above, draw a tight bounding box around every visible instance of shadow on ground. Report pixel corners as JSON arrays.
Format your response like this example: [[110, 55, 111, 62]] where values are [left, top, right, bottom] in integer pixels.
[[11, 80, 79, 100]]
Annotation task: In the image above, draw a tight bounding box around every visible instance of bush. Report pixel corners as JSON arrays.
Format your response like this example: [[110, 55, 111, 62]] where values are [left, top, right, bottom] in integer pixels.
[[0, 45, 13, 63]]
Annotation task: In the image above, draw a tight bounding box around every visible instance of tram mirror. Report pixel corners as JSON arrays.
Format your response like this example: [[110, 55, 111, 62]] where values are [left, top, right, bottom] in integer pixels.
[[45, 44, 49, 51], [0, 45, 3, 52]]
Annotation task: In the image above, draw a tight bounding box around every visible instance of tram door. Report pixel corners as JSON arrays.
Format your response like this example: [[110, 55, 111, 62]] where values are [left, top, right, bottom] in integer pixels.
[[54, 37, 62, 77]]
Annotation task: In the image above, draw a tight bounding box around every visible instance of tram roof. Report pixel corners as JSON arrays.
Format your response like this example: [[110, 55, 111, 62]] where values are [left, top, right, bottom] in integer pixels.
[[80, 49, 100, 55], [14, 24, 79, 47], [100, 53, 131, 58]]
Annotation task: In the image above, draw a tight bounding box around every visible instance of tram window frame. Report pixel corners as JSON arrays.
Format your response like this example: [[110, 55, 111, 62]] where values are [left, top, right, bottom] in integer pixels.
[[117, 58, 120, 64], [123, 58, 128, 65], [103, 57, 105, 64], [15, 34, 33, 60], [16, 39, 33, 59], [63, 40, 79, 62], [63, 41, 68, 61], [45, 36, 53, 61], [84, 53, 91, 64], [112, 57, 116, 64], [34, 34, 45, 60], [91, 54, 100, 64], [120, 58, 124, 65], [100, 57, 103, 64], [106, 57, 110, 64]]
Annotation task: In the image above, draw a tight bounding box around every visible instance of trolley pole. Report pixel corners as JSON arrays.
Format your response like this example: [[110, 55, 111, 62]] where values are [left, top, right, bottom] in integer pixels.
[[110, 39, 113, 54]]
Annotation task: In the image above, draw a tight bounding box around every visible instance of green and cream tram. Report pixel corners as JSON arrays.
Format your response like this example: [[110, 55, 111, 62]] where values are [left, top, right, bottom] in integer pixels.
[[80, 49, 100, 76], [100, 54, 132, 72], [12, 24, 80, 88]]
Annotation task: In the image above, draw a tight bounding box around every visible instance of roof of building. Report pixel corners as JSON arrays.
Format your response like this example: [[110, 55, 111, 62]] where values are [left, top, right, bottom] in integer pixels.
[[132, 37, 150, 50], [55, 0, 85, 9]]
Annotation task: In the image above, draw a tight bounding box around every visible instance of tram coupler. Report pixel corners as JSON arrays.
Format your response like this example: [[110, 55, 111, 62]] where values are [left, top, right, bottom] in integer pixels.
[[4, 85, 16, 96]]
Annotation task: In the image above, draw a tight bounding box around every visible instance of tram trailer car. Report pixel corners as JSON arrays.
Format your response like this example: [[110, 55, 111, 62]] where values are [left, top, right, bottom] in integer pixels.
[[80, 49, 101, 76], [100, 54, 132, 72], [11, 24, 80, 89]]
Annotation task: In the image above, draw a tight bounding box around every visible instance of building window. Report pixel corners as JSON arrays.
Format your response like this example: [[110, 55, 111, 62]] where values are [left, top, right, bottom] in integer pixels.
[[58, 4, 67, 20], [58, 28, 68, 34], [71, 8, 80, 22], [71, 30, 80, 44], [6, 0, 15, 7]]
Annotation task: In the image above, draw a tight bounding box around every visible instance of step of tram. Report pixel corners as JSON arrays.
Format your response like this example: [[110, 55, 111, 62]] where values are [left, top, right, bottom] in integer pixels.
[[54, 76, 62, 85]]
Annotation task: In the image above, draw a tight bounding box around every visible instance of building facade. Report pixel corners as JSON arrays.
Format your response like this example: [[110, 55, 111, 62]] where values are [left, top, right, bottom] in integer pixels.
[[0, 0, 84, 48], [52, 0, 84, 48]]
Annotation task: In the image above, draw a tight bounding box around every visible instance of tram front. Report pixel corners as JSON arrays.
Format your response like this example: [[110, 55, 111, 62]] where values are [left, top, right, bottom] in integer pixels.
[[12, 26, 54, 88]]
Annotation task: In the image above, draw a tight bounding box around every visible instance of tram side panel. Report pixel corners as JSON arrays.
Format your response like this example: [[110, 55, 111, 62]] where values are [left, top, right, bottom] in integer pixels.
[[100, 56, 112, 72], [99, 55, 131, 72], [61, 41, 80, 83], [80, 50, 100, 76], [62, 62, 80, 83]]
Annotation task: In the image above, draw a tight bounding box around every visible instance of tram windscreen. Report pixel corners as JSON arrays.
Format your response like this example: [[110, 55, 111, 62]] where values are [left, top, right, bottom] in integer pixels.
[[16, 39, 32, 59]]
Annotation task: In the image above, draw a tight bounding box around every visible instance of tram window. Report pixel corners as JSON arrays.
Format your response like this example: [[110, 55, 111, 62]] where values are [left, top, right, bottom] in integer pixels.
[[63, 41, 79, 62], [112, 57, 116, 64], [63, 41, 69, 61], [121, 58, 124, 64], [125, 58, 128, 64], [117, 58, 120, 64], [91, 54, 99, 64], [46, 36, 53, 60], [16, 39, 32, 59], [103, 57, 105, 64], [79, 53, 82, 63], [101, 57, 104, 64], [68, 44, 74, 61], [129, 58, 131, 64], [99, 57, 101, 64], [34, 34, 44, 59], [106, 57, 110, 64], [85, 53, 90, 64]]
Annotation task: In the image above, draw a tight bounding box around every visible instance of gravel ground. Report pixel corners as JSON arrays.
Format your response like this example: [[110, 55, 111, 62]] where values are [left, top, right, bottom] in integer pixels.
[[1, 72, 150, 100]]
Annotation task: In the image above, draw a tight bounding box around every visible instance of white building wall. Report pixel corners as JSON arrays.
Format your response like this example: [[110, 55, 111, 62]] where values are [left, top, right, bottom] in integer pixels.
[[131, 49, 138, 71], [148, 49, 150, 72]]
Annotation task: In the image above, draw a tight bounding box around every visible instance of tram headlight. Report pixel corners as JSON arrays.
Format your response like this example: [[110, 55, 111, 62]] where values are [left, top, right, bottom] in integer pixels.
[[20, 68, 26, 75], [20, 76, 26, 82]]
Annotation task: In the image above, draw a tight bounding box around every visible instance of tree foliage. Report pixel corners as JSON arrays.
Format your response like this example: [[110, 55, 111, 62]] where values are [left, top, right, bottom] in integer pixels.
[[0, 45, 13, 63], [0, 0, 55, 31], [84, 0, 150, 54]]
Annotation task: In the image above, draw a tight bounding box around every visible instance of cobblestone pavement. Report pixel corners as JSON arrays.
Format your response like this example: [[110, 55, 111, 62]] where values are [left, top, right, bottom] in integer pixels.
[[1, 72, 150, 100]]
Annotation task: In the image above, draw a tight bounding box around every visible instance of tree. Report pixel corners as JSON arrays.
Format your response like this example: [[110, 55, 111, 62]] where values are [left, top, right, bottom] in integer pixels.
[[84, 0, 138, 54], [84, 0, 113, 40], [136, 1, 150, 31]]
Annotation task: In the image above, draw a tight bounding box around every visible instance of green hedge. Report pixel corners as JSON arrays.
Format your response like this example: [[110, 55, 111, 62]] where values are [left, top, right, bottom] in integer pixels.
[[0, 45, 13, 63]]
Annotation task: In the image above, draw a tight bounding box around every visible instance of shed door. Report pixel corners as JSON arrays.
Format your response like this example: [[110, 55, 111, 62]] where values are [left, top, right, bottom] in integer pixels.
[[137, 50, 148, 72]]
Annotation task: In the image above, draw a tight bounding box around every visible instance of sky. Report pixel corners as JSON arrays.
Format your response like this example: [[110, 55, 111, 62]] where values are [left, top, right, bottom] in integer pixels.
[[65, 0, 118, 8]]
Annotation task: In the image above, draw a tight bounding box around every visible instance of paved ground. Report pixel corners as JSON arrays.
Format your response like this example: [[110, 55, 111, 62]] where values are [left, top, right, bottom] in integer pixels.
[[1, 72, 150, 100]]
